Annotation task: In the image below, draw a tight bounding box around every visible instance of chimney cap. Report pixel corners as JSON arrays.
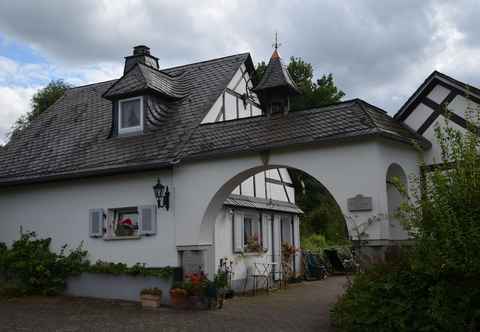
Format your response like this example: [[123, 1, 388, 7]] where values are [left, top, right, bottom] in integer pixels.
[[133, 45, 150, 56]]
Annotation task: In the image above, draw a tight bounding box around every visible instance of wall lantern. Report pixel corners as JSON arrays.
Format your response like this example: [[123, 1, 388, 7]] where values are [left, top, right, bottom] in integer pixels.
[[153, 178, 170, 210]]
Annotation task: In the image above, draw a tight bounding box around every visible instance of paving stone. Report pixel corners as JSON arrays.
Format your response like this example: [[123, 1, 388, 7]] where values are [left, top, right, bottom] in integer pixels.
[[0, 276, 346, 332]]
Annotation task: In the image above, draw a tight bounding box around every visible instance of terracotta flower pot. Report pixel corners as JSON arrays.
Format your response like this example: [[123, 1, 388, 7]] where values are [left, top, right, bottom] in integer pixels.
[[170, 293, 189, 309], [140, 294, 162, 308]]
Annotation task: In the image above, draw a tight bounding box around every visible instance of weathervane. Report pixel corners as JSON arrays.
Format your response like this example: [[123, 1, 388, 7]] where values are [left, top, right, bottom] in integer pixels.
[[273, 32, 282, 50]]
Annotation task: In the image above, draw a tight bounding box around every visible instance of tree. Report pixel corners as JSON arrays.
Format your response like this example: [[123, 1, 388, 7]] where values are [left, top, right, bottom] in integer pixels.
[[398, 109, 480, 277], [8, 80, 71, 138], [290, 169, 348, 248], [254, 56, 345, 111]]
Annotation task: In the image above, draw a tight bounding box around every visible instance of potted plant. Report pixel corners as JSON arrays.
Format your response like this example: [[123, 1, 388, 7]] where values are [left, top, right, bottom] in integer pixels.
[[245, 235, 264, 253], [184, 272, 208, 309], [140, 287, 163, 308], [169, 286, 189, 309]]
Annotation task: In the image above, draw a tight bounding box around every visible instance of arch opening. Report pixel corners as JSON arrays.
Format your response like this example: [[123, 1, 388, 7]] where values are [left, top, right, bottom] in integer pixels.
[[196, 164, 348, 289], [386, 163, 409, 240]]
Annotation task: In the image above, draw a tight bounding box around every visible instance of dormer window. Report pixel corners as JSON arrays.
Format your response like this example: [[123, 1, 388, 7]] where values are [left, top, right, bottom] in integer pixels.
[[118, 96, 143, 135]]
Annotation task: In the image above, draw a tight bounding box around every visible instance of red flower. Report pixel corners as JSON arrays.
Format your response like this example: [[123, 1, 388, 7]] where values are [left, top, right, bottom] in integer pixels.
[[120, 218, 133, 225]]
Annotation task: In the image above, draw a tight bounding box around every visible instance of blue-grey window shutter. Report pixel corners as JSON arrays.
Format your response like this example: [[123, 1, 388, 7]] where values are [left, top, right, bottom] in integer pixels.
[[89, 208, 104, 237], [138, 205, 157, 235], [233, 211, 244, 253], [262, 213, 271, 251]]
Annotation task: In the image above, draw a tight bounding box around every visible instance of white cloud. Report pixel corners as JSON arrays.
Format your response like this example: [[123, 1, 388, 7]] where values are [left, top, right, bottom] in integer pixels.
[[0, 85, 37, 144], [0, 0, 480, 117], [0, 55, 123, 145]]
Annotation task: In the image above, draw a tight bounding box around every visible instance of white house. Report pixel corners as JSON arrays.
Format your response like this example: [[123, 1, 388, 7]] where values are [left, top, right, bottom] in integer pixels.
[[0, 44, 477, 298]]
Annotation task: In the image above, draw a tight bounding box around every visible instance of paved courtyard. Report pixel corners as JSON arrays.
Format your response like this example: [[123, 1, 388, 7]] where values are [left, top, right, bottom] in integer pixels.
[[0, 276, 346, 332]]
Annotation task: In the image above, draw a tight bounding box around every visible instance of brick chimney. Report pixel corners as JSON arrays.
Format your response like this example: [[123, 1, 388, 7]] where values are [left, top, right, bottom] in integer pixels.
[[124, 45, 159, 74]]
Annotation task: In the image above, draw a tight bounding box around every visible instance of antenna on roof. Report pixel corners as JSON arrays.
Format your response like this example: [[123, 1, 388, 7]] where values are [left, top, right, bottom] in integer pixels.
[[272, 32, 282, 51]]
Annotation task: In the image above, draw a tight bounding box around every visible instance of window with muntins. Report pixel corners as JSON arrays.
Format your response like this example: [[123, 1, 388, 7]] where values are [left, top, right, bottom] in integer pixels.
[[118, 97, 143, 134]]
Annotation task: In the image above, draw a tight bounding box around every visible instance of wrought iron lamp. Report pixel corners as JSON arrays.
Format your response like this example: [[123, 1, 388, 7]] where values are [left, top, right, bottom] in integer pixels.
[[153, 178, 169, 210]]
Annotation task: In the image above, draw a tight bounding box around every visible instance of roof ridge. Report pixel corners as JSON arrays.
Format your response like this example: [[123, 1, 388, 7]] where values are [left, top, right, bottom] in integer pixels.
[[355, 98, 388, 114], [138, 62, 176, 79], [68, 78, 118, 91], [163, 52, 250, 72], [102, 63, 145, 98], [355, 99, 379, 129], [135, 63, 152, 91], [293, 98, 360, 112]]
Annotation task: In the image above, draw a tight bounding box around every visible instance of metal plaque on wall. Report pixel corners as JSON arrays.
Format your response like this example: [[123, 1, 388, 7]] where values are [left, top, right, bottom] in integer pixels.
[[347, 194, 373, 212]]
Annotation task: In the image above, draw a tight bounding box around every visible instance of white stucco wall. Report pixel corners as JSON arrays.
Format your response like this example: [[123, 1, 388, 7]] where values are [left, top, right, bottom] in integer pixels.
[[0, 137, 421, 275], [0, 171, 177, 267]]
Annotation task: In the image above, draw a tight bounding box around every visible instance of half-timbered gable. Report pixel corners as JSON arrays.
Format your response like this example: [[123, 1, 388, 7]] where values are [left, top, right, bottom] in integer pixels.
[[395, 71, 480, 164]]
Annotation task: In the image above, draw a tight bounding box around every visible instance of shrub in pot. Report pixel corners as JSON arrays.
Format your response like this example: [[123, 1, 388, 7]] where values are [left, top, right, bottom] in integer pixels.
[[140, 287, 163, 308]]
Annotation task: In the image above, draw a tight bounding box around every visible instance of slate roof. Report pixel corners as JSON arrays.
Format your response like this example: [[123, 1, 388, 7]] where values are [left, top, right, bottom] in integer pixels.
[[0, 52, 428, 186], [224, 194, 303, 214], [0, 53, 250, 185], [253, 50, 300, 95], [179, 99, 430, 161]]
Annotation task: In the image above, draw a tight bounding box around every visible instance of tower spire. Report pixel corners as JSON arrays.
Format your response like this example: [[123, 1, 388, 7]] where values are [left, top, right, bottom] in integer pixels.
[[271, 32, 281, 60], [253, 35, 300, 115]]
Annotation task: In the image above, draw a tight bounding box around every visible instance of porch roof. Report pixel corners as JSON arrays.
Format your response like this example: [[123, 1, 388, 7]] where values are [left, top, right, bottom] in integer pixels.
[[224, 194, 303, 215]]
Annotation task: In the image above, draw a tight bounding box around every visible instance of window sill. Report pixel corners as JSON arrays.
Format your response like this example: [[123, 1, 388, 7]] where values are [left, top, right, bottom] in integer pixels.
[[241, 251, 268, 257], [103, 235, 141, 241]]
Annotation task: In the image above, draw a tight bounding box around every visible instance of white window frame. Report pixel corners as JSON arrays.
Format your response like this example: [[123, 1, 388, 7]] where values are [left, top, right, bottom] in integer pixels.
[[243, 211, 262, 252], [118, 96, 144, 135], [104, 206, 141, 239]]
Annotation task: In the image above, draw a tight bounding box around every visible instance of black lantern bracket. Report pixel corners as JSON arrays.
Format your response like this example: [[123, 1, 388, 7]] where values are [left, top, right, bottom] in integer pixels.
[[153, 178, 170, 210]]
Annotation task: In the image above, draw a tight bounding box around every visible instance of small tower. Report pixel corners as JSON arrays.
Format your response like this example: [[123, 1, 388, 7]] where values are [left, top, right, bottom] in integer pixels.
[[253, 34, 300, 115]]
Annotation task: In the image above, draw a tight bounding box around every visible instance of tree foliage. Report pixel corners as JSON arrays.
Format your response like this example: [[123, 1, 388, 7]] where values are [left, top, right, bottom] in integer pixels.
[[8, 80, 71, 139], [254, 56, 345, 111], [290, 169, 348, 250], [399, 110, 480, 277]]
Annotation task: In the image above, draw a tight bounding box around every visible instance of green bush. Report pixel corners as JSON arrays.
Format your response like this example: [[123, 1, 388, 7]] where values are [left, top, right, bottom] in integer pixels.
[[301, 233, 328, 251], [0, 231, 88, 296], [0, 232, 176, 298], [332, 110, 480, 331], [331, 255, 480, 332], [88, 260, 174, 280]]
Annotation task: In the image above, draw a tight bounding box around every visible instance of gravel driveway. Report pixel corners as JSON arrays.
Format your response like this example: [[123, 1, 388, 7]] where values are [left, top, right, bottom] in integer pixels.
[[0, 276, 346, 332]]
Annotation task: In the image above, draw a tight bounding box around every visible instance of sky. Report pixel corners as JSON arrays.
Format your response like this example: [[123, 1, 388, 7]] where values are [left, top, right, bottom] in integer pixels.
[[1, 0, 480, 143]]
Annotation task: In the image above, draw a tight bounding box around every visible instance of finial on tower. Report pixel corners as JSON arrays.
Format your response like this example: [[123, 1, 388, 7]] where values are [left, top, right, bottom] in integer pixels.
[[273, 32, 282, 51], [271, 32, 282, 60]]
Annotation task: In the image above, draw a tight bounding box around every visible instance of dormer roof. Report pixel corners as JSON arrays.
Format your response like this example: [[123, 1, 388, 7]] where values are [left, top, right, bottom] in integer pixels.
[[103, 62, 190, 100]]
